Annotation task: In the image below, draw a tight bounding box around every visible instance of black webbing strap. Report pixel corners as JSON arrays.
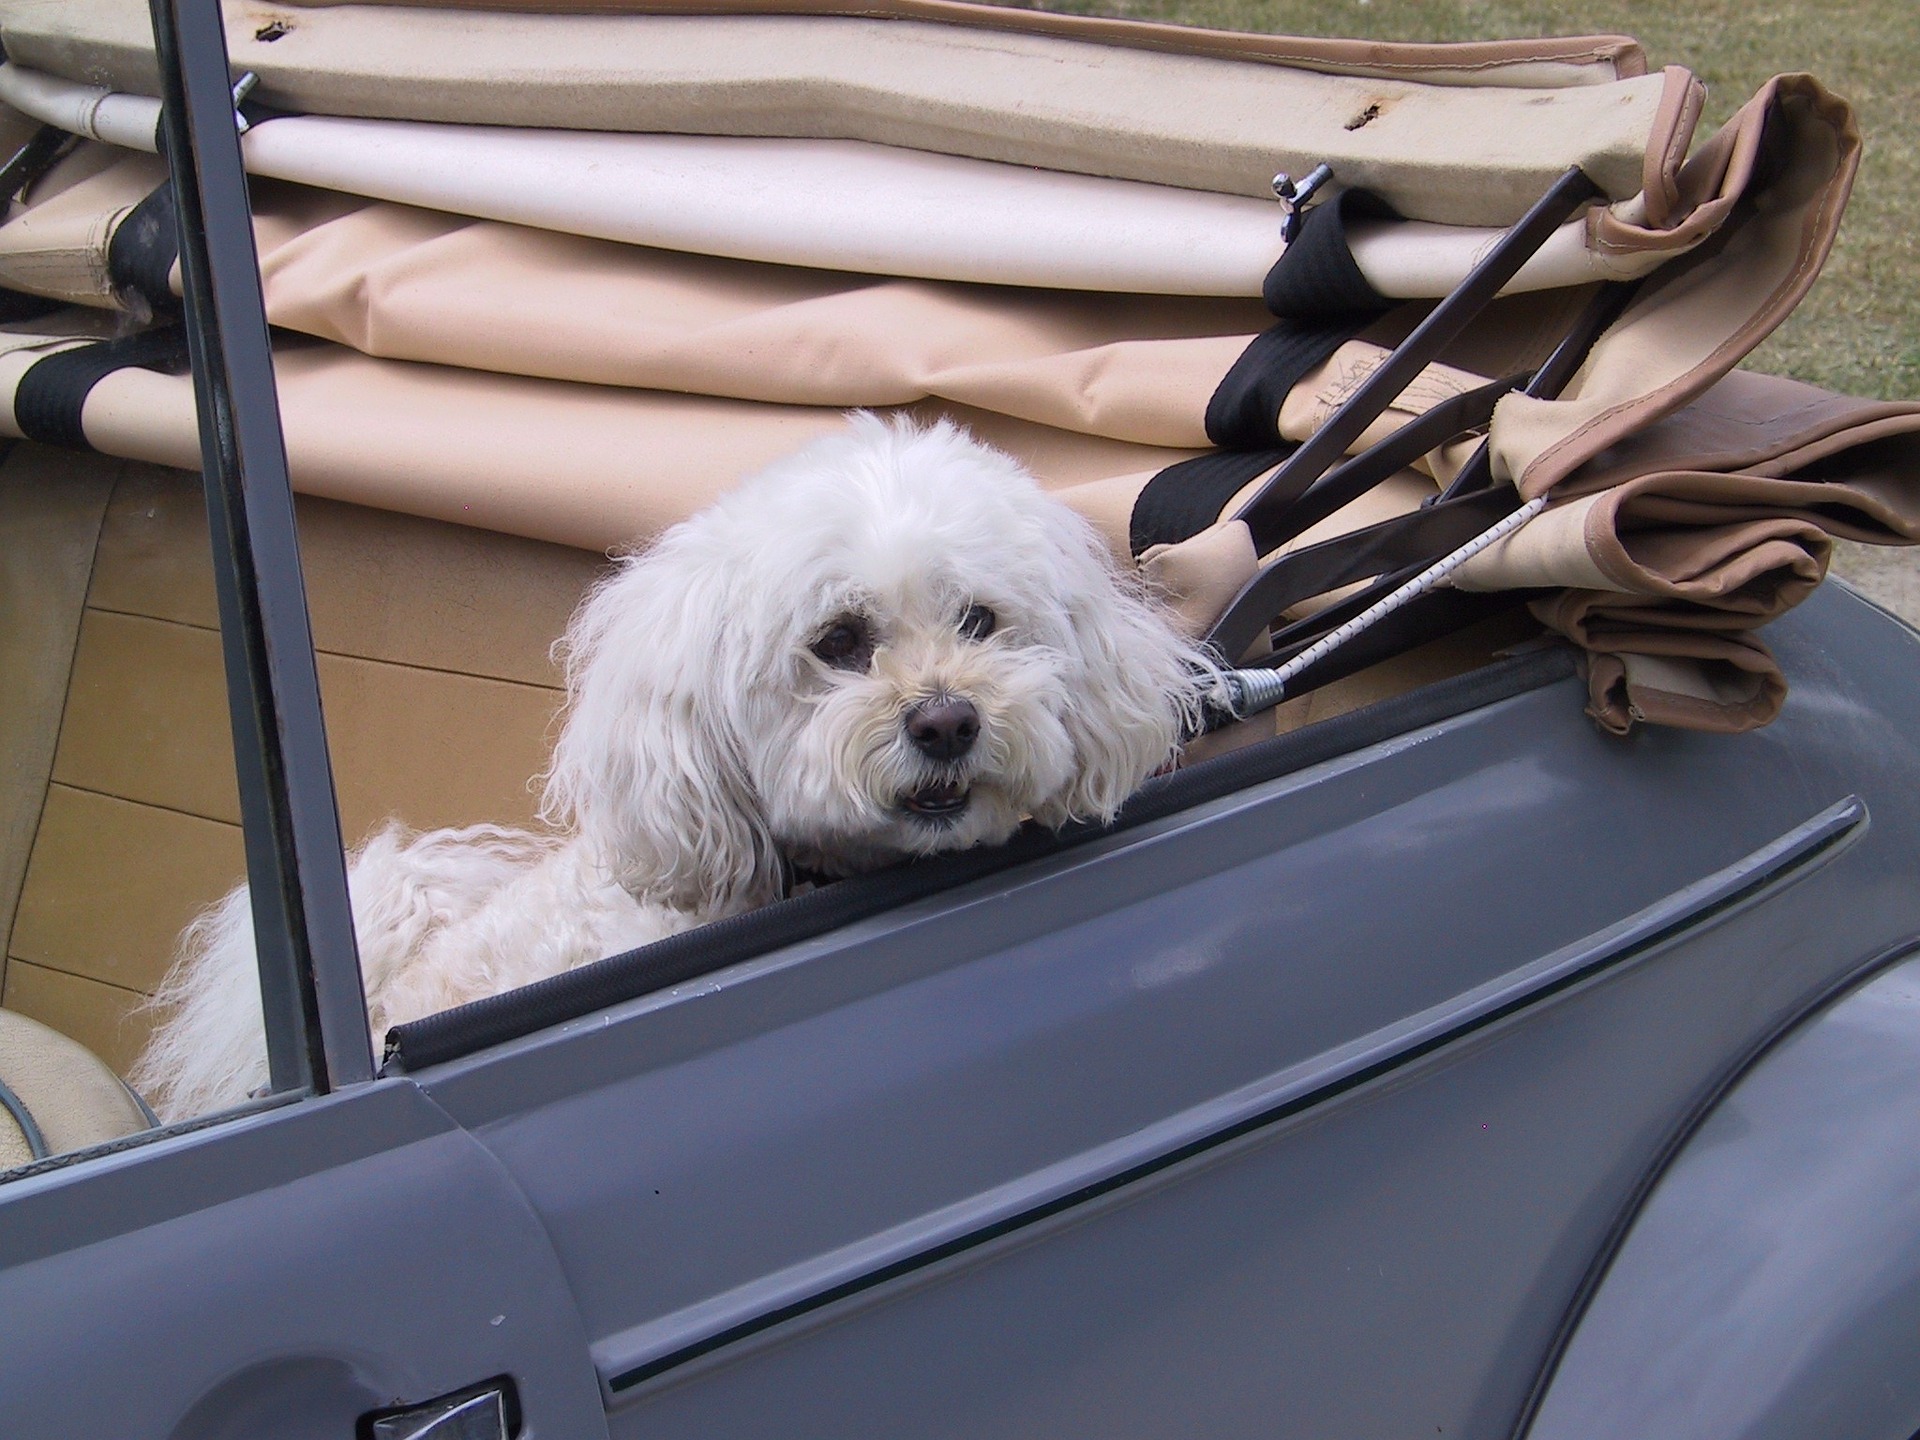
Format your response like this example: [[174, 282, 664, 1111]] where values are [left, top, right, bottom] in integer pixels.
[[0, 289, 67, 323], [1262, 187, 1400, 320], [1208, 487, 1515, 664], [1200, 186, 1404, 451], [1149, 183, 1410, 551], [107, 182, 183, 313], [1129, 446, 1293, 557], [1204, 319, 1367, 449], [14, 326, 191, 451]]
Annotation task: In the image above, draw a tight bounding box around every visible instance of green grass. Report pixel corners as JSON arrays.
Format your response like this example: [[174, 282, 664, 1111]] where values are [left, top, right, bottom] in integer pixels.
[[1014, 0, 1919, 402]]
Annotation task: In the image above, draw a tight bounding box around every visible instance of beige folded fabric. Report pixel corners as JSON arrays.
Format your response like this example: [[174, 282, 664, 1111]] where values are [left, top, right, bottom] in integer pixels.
[[1492, 77, 1861, 497], [0, 4, 1881, 740], [1280, 339, 1493, 484], [0, 1, 1668, 222], [1463, 371, 1920, 602], [1454, 486, 1836, 618], [0, 328, 1208, 557], [246, 177, 1256, 449], [1453, 369, 1920, 731], [0, 59, 1855, 508], [1559, 367, 1920, 500], [1573, 626, 1788, 737]]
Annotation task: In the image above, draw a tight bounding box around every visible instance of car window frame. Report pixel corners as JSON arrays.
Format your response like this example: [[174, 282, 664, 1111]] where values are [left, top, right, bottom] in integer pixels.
[[148, 0, 373, 1108]]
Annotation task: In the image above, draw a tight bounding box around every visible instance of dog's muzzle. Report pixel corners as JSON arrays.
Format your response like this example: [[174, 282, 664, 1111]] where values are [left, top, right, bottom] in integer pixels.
[[898, 695, 977, 819]]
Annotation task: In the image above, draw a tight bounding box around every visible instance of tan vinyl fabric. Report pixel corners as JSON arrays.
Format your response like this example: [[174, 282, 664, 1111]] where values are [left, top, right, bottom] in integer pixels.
[[0, 1008, 151, 1167], [0, 328, 1206, 557], [0, 144, 148, 306], [1280, 340, 1493, 484], [1457, 370, 1920, 731], [0, 3, 1667, 223], [0, 69, 1854, 497], [268, 0, 1652, 88], [1559, 621, 1787, 737], [0, 8, 1883, 737], [0, 152, 1257, 447], [248, 190, 1254, 448], [2, 316, 1908, 737], [1492, 77, 1862, 496]]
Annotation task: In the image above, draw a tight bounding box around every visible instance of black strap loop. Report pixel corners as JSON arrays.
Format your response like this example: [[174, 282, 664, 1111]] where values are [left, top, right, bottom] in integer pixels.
[[108, 183, 183, 314], [1205, 318, 1369, 449], [1262, 187, 1401, 321], [1129, 446, 1294, 558], [14, 327, 191, 451]]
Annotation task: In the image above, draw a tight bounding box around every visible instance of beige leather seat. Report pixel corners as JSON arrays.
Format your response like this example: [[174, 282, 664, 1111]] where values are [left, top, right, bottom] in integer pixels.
[[0, 1008, 154, 1171]]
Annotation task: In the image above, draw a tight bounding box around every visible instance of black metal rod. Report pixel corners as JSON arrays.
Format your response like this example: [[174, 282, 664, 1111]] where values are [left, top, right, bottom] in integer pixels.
[[148, 0, 373, 1096], [1208, 487, 1514, 664], [1437, 277, 1641, 500], [1251, 370, 1522, 553], [1231, 165, 1602, 556]]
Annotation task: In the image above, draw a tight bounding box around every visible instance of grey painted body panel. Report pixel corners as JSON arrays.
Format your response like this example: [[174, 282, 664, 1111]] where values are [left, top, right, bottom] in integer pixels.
[[1528, 950, 1920, 1440], [2, 584, 1919, 1437], [0, 1082, 609, 1437]]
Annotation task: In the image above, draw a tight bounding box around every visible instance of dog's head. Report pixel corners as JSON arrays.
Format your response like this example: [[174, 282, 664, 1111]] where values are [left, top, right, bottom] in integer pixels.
[[544, 415, 1218, 914]]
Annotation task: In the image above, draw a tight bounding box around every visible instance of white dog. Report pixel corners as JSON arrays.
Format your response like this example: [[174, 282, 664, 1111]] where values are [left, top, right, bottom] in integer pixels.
[[133, 415, 1218, 1121]]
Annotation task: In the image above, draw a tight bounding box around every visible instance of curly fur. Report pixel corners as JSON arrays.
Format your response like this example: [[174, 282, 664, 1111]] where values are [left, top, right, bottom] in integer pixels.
[[132, 415, 1220, 1121]]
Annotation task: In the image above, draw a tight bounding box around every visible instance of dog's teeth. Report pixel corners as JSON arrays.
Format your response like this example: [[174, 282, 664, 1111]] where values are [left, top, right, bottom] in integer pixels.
[[903, 780, 970, 817]]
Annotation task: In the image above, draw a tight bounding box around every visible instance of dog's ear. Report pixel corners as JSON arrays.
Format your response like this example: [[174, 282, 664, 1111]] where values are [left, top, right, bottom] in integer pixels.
[[543, 537, 782, 915], [1030, 500, 1220, 827]]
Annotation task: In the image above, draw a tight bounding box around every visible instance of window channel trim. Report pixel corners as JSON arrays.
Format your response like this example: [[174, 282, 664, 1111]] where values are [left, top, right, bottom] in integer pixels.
[[150, 0, 372, 1097]]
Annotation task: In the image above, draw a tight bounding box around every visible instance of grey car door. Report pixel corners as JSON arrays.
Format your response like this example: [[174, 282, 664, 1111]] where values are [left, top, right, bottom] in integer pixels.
[[396, 585, 1920, 1440]]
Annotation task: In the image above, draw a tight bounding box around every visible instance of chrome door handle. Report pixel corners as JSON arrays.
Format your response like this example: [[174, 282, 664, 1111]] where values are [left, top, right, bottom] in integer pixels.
[[366, 1381, 512, 1440]]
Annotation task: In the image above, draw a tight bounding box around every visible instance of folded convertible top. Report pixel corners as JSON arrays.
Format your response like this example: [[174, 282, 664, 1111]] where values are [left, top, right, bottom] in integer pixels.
[[0, 0, 1904, 734]]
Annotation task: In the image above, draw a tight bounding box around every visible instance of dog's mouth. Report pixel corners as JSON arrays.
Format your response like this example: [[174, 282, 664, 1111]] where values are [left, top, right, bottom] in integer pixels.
[[900, 779, 971, 819]]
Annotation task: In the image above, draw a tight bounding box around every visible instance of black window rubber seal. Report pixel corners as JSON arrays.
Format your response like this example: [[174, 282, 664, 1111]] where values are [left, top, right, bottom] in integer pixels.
[[0, 1075, 50, 1162], [382, 644, 1580, 1074]]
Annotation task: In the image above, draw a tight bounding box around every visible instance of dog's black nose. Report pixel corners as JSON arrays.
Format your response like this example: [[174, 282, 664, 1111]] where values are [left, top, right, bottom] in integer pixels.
[[905, 697, 979, 762]]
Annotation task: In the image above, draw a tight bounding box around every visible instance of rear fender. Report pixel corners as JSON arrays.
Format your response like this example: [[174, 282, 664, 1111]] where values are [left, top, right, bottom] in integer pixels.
[[1525, 948, 1920, 1440]]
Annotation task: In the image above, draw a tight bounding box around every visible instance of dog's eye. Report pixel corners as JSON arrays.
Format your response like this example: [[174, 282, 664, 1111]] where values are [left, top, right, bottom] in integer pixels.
[[810, 616, 873, 669], [959, 604, 996, 641]]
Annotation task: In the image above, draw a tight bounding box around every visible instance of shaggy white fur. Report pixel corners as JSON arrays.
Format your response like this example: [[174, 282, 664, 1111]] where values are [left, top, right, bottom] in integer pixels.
[[132, 415, 1218, 1121]]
